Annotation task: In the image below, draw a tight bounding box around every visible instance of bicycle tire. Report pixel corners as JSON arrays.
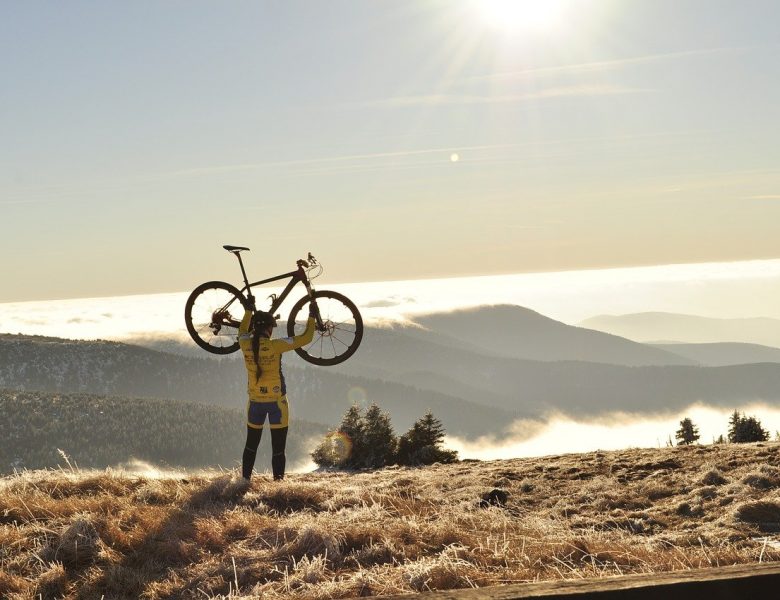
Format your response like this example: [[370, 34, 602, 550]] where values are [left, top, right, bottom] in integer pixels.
[[287, 290, 363, 366], [184, 280, 250, 354]]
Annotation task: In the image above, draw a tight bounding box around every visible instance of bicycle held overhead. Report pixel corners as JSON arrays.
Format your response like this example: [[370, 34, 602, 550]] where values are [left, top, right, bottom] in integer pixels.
[[184, 246, 363, 366]]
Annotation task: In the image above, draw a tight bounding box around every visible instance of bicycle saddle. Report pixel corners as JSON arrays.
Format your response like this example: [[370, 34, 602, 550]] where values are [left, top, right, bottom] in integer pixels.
[[223, 245, 250, 253]]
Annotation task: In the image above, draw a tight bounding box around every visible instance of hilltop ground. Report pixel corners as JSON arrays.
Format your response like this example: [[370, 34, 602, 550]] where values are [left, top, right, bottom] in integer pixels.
[[2, 443, 780, 600]]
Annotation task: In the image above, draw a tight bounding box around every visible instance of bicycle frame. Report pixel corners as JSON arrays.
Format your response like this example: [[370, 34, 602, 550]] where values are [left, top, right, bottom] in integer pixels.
[[242, 269, 311, 314], [226, 252, 321, 327]]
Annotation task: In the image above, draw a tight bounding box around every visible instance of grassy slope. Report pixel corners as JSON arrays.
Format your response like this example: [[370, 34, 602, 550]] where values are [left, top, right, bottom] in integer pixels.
[[2, 443, 780, 599]]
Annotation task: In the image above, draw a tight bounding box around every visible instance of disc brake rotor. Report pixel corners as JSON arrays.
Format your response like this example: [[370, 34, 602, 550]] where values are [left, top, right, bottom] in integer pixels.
[[319, 320, 336, 336]]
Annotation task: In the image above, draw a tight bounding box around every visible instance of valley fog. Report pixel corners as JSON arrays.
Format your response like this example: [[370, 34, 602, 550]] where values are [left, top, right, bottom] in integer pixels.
[[446, 403, 780, 461]]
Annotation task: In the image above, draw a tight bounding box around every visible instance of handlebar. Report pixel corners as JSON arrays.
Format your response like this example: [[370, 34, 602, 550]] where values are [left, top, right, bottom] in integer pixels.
[[297, 252, 318, 269]]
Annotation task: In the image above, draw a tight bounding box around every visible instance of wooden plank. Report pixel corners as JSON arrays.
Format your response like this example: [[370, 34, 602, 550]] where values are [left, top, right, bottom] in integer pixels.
[[364, 563, 780, 600]]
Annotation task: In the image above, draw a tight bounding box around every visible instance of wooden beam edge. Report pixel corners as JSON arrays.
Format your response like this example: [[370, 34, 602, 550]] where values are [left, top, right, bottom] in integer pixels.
[[359, 562, 780, 600]]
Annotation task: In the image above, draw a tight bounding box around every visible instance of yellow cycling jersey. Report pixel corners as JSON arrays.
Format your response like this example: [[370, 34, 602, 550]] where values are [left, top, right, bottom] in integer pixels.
[[238, 310, 315, 401]]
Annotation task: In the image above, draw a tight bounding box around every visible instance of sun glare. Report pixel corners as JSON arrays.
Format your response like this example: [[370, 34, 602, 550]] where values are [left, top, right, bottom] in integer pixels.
[[478, 0, 564, 33]]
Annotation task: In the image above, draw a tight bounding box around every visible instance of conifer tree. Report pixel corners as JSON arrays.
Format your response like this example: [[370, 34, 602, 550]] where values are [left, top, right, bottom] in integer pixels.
[[397, 410, 457, 466], [727, 410, 770, 443], [359, 403, 397, 469], [675, 417, 700, 445], [727, 410, 742, 443], [738, 415, 770, 443], [311, 404, 365, 468]]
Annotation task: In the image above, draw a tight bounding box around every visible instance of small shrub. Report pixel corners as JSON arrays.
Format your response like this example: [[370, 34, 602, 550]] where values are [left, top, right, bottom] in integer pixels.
[[519, 480, 535, 493], [35, 562, 67, 599], [734, 501, 780, 527], [46, 515, 101, 569], [676, 501, 703, 517], [279, 524, 343, 564], [700, 469, 728, 486]]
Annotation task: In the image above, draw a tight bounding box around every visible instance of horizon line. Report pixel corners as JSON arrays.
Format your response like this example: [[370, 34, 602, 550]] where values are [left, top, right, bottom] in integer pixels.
[[4, 255, 780, 306]]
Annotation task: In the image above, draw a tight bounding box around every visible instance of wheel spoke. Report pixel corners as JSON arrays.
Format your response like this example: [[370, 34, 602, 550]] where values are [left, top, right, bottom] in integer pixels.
[[283, 292, 362, 364], [333, 324, 355, 334], [185, 283, 247, 354], [331, 334, 349, 348]]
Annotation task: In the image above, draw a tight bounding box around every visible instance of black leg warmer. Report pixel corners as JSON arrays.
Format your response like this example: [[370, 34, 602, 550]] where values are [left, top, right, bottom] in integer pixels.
[[242, 426, 262, 480], [271, 427, 288, 480]]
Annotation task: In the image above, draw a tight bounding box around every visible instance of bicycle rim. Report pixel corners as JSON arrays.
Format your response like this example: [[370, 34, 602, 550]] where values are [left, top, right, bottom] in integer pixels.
[[185, 281, 247, 354], [287, 291, 363, 366]]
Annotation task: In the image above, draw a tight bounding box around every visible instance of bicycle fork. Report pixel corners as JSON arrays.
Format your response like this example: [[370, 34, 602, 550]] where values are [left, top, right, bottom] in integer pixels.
[[303, 279, 325, 331]]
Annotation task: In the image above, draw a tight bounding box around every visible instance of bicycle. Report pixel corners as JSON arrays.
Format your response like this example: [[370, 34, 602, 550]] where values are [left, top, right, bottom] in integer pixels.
[[184, 246, 363, 366]]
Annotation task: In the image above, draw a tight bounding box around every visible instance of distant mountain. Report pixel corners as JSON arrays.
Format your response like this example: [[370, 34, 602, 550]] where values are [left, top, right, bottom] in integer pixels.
[[8, 322, 780, 438], [411, 305, 694, 366], [651, 342, 780, 367], [310, 324, 780, 418], [133, 306, 694, 369], [0, 333, 511, 438], [581, 312, 780, 347]]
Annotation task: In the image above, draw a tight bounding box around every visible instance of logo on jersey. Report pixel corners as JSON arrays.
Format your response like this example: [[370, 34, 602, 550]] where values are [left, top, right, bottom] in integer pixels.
[[259, 387, 268, 394], [273, 386, 280, 393]]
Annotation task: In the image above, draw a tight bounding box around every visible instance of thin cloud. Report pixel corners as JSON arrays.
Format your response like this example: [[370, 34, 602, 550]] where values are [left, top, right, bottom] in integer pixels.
[[166, 144, 516, 177], [465, 47, 740, 83], [364, 296, 417, 309], [0, 199, 55, 206], [364, 84, 650, 109], [744, 195, 780, 200]]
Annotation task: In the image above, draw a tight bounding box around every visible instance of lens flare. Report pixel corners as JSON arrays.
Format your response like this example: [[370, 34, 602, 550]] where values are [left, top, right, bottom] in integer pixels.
[[347, 386, 368, 406], [320, 431, 353, 464]]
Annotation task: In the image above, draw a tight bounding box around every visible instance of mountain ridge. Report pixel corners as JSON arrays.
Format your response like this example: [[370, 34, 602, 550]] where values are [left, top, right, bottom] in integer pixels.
[[412, 305, 695, 366], [651, 342, 780, 367], [581, 312, 780, 347]]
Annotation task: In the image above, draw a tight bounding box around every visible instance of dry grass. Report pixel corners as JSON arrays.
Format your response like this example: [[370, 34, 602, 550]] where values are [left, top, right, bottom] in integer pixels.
[[2, 443, 780, 599]]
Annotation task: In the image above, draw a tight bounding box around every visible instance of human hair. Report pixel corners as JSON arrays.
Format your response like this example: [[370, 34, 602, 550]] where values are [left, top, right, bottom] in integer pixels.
[[250, 312, 274, 381], [251, 327, 264, 382]]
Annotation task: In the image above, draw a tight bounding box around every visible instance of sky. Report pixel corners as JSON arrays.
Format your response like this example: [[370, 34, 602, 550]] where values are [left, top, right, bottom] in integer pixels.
[[2, 0, 780, 303]]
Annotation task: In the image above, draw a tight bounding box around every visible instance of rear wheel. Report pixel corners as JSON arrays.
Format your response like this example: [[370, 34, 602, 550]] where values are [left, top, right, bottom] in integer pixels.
[[287, 290, 363, 365], [184, 281, 250, 354]]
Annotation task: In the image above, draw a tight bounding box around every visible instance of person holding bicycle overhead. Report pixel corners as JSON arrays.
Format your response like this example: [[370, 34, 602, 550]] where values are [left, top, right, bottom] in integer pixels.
[[238, 296, 315, 481]]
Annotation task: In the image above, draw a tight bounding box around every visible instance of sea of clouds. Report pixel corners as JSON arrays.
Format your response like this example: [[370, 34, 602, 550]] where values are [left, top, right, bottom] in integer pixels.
[[3, 258, 780, 341], [3, 258, 780, 460]]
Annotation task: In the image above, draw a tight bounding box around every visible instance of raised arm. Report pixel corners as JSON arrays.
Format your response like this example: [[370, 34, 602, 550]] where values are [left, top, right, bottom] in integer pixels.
[[238, 309, 253, 350], [273, 317, 315, 353], [239, 309, 252, 335]]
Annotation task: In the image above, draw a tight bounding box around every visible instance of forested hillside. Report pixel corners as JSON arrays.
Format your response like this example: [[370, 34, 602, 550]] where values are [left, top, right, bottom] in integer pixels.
[[0, 389, 327, 474], [327, 327, 780, 416], [0, 333, 512, 437], [0, 333, 237, 404]]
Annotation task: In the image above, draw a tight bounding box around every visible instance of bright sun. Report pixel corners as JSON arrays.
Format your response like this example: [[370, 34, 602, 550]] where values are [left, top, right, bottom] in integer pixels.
[[478, 0, 564, 33]]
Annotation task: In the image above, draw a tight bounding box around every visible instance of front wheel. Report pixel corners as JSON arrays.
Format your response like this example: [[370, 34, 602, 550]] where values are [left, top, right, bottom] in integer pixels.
[[184, 281, 250, 354], [287, 290, 363, 366]]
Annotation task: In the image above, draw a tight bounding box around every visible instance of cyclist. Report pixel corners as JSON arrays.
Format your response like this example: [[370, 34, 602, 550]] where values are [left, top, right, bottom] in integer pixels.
[[238, 297, 315, 481]]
